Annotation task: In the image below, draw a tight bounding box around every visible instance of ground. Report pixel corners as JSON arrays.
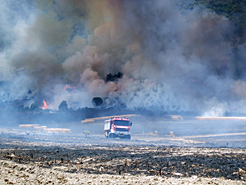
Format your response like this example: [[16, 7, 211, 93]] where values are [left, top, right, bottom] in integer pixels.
[[0, 116, 246, 184]]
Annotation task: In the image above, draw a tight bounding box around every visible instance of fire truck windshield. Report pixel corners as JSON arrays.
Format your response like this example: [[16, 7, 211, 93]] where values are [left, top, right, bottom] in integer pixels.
[[114, 120, 129, 126]]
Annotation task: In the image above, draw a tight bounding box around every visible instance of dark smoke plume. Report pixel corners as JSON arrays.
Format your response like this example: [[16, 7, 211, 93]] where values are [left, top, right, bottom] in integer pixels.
[[0, 0, 246, 116]]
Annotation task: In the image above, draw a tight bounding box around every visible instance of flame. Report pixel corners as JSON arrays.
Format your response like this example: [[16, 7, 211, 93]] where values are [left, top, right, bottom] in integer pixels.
[[40, 100, 48, 109], [61, 85, 75, 92]]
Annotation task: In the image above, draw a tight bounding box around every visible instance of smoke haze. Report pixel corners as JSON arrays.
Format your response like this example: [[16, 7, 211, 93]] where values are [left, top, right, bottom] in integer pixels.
[[0, 0, 246, 116]]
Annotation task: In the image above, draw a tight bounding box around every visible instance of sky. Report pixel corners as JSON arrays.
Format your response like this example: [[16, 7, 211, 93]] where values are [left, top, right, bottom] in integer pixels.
[[0, 0, 246, 116]]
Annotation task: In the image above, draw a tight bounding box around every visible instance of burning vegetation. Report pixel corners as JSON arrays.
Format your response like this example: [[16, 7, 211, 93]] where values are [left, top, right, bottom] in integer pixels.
[[0, 1, 246, 184], [40, 100, 48, 110], [0, 0, 246, 117]]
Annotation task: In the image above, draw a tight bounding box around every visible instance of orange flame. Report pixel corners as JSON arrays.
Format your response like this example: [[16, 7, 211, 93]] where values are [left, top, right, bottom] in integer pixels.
[[40, 100, 48, 109], [60, 85, 75, 92]]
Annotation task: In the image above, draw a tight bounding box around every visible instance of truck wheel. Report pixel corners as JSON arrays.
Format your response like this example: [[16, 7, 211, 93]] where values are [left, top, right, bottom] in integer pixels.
[[109, 133, 115, 138], [126, 135, 131, 140]]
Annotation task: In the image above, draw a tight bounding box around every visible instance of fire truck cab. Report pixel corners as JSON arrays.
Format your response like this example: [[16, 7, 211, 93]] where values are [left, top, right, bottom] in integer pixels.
[[104, 117, 132, 139]]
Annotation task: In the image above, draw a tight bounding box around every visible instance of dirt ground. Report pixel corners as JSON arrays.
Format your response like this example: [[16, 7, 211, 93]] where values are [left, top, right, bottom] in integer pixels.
[[0, 116, 246, 184]]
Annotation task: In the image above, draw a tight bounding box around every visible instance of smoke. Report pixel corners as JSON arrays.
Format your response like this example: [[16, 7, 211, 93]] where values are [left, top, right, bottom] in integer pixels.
[[202, 98, 229, 117], [0, 0, 246, 116]]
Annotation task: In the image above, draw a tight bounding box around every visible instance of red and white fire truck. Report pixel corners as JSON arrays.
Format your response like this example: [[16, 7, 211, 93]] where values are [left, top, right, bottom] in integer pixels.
[[104, 117, 132, 139]]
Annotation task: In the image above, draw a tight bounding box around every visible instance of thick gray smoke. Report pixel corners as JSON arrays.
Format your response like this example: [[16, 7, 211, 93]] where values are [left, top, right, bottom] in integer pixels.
[[0, 0, 246, 115]]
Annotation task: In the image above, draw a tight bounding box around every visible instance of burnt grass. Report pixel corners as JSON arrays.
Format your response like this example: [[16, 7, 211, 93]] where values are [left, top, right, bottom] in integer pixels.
[[0, 143, 246, 180]]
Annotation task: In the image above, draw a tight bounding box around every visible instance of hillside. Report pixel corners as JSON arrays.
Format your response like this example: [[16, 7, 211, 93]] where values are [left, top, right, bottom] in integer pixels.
[[178, 0, 246, 44]]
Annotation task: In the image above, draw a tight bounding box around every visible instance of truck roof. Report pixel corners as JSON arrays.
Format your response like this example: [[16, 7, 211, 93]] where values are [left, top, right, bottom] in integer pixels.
[[104, 117, 130, 122]]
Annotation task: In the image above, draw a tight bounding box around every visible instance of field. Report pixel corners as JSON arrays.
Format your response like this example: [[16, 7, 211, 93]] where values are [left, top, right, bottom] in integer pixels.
[[0, 116, 246, 184]]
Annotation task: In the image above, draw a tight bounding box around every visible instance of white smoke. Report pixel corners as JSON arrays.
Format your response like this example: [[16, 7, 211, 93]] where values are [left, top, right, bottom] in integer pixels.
[[0, 0, 246, 115], [202, 98, 229, 117]]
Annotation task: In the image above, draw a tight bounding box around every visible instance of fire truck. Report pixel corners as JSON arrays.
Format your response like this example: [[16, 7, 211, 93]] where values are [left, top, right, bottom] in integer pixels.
[[104, 117, 132, 139]]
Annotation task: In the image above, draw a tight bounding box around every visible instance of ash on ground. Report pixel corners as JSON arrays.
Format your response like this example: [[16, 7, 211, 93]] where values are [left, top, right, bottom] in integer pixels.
[[0, 117, 246, 184]]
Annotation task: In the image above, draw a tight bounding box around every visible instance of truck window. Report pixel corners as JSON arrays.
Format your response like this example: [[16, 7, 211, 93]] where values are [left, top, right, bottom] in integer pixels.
[[114, 120, 130, 126]]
